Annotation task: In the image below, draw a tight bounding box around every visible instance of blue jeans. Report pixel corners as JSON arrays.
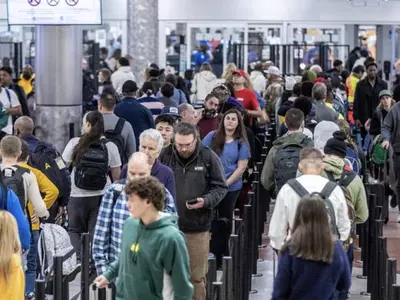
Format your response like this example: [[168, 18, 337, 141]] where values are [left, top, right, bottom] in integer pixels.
[[25, 230, 39, 294], [337, 243, 354, 300]]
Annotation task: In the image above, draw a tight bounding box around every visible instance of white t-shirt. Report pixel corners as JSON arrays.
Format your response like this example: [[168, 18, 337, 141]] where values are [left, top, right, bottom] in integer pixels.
[[0, 88, 21, 134], [62, 137, 121, 197]]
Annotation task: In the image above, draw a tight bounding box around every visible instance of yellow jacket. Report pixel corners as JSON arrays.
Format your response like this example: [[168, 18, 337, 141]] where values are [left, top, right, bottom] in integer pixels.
[[19, 163, 59, 231], [325, 103, 344, 120], [0, 254, 24, 300], [18, 73, 35, 95], [346, 75, 359, 104]]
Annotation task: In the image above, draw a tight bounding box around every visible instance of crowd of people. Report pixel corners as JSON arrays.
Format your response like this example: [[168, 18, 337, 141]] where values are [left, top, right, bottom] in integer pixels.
[[0, 44, 399, 300]]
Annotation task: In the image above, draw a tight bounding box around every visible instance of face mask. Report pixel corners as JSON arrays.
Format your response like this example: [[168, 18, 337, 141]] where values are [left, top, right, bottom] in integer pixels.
[[203, 108, 217, 119], [23, 72, 32, 80]]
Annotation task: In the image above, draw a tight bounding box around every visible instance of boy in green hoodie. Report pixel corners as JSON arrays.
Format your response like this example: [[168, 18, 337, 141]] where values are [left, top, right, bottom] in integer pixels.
[[94, 176, 193, 300]]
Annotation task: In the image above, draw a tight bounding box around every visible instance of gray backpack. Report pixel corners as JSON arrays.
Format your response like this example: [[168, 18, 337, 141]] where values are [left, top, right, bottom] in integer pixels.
[[38, 223, 78, 277]]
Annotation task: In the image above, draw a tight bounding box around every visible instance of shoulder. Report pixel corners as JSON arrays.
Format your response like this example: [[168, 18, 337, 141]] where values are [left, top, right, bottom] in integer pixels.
[[123, 217, 140, 229]]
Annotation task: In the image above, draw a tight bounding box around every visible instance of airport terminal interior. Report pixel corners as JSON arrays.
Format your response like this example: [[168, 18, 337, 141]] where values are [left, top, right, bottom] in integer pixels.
[[2, 0, 400, 299]]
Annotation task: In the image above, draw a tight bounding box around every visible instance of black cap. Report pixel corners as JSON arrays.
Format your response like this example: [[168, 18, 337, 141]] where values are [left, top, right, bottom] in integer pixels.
[[324, 131, 347, 158], [122, 80, 138, 94]]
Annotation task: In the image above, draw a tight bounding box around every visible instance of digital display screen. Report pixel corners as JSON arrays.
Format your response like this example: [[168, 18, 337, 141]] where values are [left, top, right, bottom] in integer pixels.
[[7, 0, 102, 25]]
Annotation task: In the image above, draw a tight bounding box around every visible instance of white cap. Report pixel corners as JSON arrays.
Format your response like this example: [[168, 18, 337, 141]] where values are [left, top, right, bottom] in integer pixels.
[[267, 66, 281, 76], [285, 76, 297, 91]]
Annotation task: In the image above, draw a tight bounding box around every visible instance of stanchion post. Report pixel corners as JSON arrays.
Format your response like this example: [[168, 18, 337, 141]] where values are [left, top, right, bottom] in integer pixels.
[[387, 258, 397, 300], [81, 233, 90, 300], [393, 284, 400, 300], [229, 235, 240, 300], [207, 256, 217, 300], [213, 282, 222, 300], [243, 205, 252, 300], [35, 279, 46, 300], [53, 256, 63, 300]]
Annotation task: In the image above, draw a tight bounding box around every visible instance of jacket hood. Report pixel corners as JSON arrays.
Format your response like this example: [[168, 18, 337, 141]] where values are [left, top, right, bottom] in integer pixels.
[[250, 71, 264, 79], [118, 66, 133, 73], [199, 71, 217, 82], [323, 156, 346, 176], [142, 212, 178, 230], [272, 132, 310, 147], [314, 121, 340, 153]]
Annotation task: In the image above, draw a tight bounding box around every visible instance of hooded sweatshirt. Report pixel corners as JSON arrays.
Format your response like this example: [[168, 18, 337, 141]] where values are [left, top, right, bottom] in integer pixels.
[[250, 70, 267, 93], [103, 213, 193, 300], [191, 71, 218, 103], [321, 156, 368, 224], [260, 132, 314, 192], [313, 121, 340, 154], [111, 66, 136, 95]]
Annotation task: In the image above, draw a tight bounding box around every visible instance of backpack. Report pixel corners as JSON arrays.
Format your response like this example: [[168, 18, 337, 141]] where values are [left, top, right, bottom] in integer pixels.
[[0, 88, 11, 129], [29, 142, 71, 199], [273, 140, 307, 193], [104, 118, 126, 164], [287, 179, 340, 238], [0, 166, 28, 214], [38, 223, 77, 279], [371, 135, 387, 166], [74, 140, 109, 191], [346, 146, 361, 174], [326, 169, 357, 250]]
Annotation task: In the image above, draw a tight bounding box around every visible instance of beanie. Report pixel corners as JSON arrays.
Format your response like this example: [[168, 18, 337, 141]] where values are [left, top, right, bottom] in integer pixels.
[[324, 131, 347, 158]]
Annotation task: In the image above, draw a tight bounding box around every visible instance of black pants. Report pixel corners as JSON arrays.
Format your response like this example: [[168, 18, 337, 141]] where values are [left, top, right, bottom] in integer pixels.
[[394, 155, 400, 211], [219, 190, 241, 256], [67, 195, 101, 261]]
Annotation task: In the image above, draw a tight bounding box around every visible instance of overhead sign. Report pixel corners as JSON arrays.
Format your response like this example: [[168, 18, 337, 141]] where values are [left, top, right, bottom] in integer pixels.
[[7, 0, 102, 25]]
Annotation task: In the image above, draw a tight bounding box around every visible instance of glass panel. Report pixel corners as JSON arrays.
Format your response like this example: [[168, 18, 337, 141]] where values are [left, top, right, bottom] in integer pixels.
[[165, 22, 186, 74], [359, 26, 376, 59]]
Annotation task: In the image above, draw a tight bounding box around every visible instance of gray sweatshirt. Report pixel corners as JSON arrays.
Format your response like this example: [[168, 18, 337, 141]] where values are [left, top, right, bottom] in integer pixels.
[[381, 101, 400, 149]]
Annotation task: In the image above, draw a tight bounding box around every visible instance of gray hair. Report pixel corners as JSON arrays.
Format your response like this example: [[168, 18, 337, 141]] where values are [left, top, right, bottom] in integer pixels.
[[312, 83, 327, 101], [139, 129, 164, 153]]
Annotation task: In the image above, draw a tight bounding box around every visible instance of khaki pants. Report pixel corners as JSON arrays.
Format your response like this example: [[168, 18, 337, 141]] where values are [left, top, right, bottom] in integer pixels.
[[185, 232, 210, 300]]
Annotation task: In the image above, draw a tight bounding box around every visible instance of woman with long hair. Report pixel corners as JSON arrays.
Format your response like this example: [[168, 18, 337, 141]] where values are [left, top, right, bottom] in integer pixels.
[[221, 63, 237, 83], [62, 111, 121, 262], [0, 211, 24, 300], [202, 109, 250, 263], [272, 196, 351, 300], [137, 82, 164, 118], [97, 68, 115, 95]]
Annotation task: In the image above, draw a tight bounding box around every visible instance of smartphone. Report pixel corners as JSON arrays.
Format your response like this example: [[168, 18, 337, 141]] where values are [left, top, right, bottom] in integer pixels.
[[187, 199, 198, 205]]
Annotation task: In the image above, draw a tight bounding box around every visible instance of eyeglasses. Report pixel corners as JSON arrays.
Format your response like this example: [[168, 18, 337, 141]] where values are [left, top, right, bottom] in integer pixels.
[[175, 139, 196, 150]]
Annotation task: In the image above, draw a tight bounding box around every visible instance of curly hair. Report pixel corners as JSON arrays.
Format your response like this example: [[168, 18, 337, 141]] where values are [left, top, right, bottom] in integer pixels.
[[125, 176, 165, 211]]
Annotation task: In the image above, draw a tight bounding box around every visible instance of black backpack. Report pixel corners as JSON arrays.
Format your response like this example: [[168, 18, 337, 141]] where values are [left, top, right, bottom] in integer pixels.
[[0, 166, 30, 222], [74, 140, 109, 191], [104, 118, 126, 164], [287, 179, 340, 238], [29, 142, 71, 200], [273, 142, 305, 194]]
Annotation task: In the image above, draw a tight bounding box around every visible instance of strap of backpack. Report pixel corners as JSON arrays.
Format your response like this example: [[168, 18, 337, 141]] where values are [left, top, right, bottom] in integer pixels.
[[319, 181, 337, 199], [340, 169, 357, 188], [326, 171, 337, 183], [112, 179, 126, 206], [287, 179, 309, 198], [114, 118, 126, 135], [5, 88, 11, 104]]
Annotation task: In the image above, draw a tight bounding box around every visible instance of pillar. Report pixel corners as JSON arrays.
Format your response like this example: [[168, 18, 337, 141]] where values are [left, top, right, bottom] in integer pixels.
[[127, 0, 158, 86], [344, 25, 359, 52], [34, 26, 83, 153], [376, 25, 394, 85]]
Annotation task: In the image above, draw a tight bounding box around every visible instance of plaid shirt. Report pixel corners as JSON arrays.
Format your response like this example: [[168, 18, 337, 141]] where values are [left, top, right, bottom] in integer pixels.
[[92, 179, 176, 275]]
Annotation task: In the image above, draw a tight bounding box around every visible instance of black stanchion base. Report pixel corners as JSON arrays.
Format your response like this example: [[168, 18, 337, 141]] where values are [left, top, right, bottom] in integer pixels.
[[360, 291, 371, 296], [249, 289, 258, 294], [357, 275, 368, 280], [252, 273, 263, 278], [257, 258, 264, 263]]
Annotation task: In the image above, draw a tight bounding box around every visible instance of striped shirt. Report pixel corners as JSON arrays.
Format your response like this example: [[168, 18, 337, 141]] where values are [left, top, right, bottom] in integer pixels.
[[137, 96, 165, 119]]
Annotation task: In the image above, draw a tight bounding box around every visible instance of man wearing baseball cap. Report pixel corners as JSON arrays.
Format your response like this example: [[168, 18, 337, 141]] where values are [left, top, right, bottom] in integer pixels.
[[232, 70, 263, 124], [267, 66, 284, 87]]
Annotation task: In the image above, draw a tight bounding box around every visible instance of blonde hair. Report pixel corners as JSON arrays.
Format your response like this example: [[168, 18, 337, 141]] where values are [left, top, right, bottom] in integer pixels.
[[242, 72, 254, 90], [337, 120, 358, 151], [0, 211, 21, 282], [221, 63, 237, 80]]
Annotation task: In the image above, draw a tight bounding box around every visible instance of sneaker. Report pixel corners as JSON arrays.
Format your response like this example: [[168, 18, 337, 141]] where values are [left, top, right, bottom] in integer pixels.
[[397, 213, 400, 224], [390, 195, 398, 208], [25, 292, 35, 300]]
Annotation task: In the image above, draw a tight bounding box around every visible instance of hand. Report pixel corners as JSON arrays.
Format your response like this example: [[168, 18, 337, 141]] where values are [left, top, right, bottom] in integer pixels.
[[364, 119, 371, 131], [31, 214, 38, 224], [94, 275, 109, 289], [355, 119, 362, 129], [382, 140, 390, 149], [186, 198, 205, 210], [55, 206, 65, 224]]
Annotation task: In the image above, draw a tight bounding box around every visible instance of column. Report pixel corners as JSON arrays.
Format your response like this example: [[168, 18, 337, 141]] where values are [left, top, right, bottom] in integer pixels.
[[34, 26, 83, 153], [376, 25, 394, 85], [344, 25, 359, 52], [127, 0, 158, 85]]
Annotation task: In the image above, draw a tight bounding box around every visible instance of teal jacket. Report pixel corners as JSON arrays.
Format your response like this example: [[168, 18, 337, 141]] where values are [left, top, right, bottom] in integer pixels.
[[103, 214, 193, 300]]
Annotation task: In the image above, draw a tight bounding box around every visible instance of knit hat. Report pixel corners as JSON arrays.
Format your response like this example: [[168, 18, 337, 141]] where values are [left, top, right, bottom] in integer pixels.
[[324, 131, 347, 158], [379, 89, 392, 99]]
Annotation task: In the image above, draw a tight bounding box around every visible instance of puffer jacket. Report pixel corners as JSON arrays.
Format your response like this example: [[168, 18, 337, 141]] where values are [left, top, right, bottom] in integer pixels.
[[321, 156, 368, 224], [191, 71, 218, 103]]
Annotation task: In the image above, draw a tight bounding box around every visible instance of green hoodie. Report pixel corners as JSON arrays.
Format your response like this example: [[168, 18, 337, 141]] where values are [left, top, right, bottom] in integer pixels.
[[261, 132, 314, 192], [322, 156, 369, 224], [103, 213, 193, 300]]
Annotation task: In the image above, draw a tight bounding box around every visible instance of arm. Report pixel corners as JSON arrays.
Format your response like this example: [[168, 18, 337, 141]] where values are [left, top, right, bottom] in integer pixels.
[[7, 189, 31, 250], [164, 188, 177, 214], [124, 123, 136, 159], [163, 233, 194, 300], [164, 169, 177, 202], [202, 151, 228, 209], [353, 83, 361, 121], [107, 142, 122, 181], [268, 187, 289, 250], [93, 187, 115, 275], [271, 251, 292, 300], [333, 187, 350, 241], [34, 169, 59, 209], [353, 177, 369, 224], [227, 159, 249, 186], [381, 110, 394, 142], [26, 173, 49, 218], [336, 243, 352, 292], [102, 258, 120, 282], [7, 89, 21, 115], [369, 111, 381, 136], [191, 75, 197, 94], [110, 167, 121, 182], [261, 147, 277, 192], [147, 110, 155, 128]]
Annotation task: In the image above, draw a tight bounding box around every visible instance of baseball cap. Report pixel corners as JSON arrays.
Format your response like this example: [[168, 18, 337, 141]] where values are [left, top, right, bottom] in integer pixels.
[[232, 69, 247, 77], [379, 89, 392, 99], [122, 80, 138, 94], [161, 106, 180, 117], [267, 66, 281, 76]]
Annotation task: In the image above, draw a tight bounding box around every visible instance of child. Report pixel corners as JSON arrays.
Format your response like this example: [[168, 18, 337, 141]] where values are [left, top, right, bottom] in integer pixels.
[[0, 211, 25, 300], [272, 196, 351, 300]]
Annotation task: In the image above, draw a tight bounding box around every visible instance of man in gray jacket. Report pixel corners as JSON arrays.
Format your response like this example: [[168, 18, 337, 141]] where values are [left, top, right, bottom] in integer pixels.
[[160, 122, 227, 300], [312, 82, 340, 123]]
